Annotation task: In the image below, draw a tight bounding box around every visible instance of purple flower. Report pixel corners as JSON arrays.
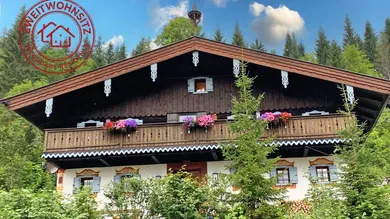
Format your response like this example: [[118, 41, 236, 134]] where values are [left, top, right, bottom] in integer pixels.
[[124, 119, 137, 128]]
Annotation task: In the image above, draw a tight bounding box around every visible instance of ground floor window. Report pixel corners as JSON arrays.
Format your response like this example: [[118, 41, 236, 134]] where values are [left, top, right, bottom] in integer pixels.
[[81, 177, 94, 188], [276, 168, 290, 185], [316, 166, 330, 182]]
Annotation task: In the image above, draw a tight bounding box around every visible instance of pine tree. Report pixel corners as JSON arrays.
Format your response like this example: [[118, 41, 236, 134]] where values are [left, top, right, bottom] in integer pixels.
[[328, 40, 342, 68], [214, 29, 225, 42], [297, 41, 305, 58], [315, 27, 330, 65], [117, 44, 127, 61], [250, 39, 266, 52], [131, 37, 151, 57], [270, 49, 277, 55], [92, 36, 106, 68], [0, 6, 41, 96], [105, 42, 115, 64], [290, 33, 299, 58], [283, 32, 293, 57], [231, 22, 246, 47], [384, 18, 390, 44], [363, 21, 377, 63], [354, 34, 364, 51], [343, 15, 356, 49]]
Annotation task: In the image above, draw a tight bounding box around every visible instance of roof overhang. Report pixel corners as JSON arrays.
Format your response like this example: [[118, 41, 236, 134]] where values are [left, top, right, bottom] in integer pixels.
[[2, 37, 390, 111]]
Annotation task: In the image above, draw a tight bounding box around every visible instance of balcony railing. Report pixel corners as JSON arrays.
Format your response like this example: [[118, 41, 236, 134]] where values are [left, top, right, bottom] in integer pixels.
[[44, 114, 350, 152]]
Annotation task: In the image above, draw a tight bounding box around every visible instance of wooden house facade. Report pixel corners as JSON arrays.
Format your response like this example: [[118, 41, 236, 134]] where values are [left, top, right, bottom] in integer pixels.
[[2, 37, 390, 204]]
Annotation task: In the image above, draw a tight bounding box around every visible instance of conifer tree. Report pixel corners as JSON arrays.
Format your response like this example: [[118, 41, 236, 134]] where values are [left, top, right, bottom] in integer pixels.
[[315, 27, 330, 65], [283, 32, 293, 57], [343, 15, 356, 49], [231, 22, 246, 47], [355, 34, 364, 51], [105, 42, 115, 64], [384, 18, 390, 44], [222, 61, 282, 218], [214, 29, 225, 42], [363, 21, 377, 63], [250, 39, 266, 52], [290, 33, 299, 58], [328, 40, 342, 68], [92, 36, 106, 68], [297, 41, 305, 58], [270, 49, 277, 55], [131, 37, 151, 57], [117, 44, 127, 61]]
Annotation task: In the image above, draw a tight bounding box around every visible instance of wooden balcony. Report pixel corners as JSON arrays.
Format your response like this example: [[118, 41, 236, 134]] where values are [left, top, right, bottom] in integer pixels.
[[44, 114, 350, 153]]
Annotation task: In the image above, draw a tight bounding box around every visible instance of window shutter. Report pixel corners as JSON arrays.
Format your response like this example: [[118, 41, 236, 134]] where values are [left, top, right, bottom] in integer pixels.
[[206, 77, 213, 92], [309, 166, 317, 181], [114, 175, 121, 184], [92, 176, 101, 193], [329, 165, 338, 182], [73, 177, 81, 194], [188, 78, 195, 93], [289, 167, 298, 184], [270, 168, 277, 178]]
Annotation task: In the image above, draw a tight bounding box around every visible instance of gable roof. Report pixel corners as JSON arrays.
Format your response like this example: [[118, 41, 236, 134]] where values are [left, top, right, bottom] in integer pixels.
[[1, 37, 390, 111]]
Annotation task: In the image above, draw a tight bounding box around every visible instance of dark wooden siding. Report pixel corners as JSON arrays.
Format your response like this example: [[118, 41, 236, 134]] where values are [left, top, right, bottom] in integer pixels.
[[81, 73, 340, 119]]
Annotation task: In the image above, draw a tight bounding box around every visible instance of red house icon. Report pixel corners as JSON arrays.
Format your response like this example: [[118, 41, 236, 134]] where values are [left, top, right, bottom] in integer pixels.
[[37, 22, 57, 43], [45, 25, 75, 48]]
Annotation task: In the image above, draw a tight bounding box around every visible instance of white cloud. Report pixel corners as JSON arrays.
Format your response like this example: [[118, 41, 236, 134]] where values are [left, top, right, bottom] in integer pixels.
[[103, 35, 124, 49], [151, 0, 189, 31], [250, 3, 305, 45], [150, 39, 160, 50], [249, 2, 265, 16], [211, 0, 237, 8]]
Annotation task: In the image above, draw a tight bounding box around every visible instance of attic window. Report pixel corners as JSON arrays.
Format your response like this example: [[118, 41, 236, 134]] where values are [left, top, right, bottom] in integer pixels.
[[188, 77, 213, 94]]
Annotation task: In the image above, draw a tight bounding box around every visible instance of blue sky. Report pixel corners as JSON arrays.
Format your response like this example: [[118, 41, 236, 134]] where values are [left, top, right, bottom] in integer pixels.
[[1, 0, 390, 55]]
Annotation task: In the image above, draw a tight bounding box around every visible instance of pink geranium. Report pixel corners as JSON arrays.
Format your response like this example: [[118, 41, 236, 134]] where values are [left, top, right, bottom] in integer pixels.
[[197, 115, 215, 128]]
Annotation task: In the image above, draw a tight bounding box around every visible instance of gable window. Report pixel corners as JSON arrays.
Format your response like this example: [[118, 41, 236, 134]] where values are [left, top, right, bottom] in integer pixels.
[[316, 166, 330, 182], [309, 158, 338, 184], [188, 77, 213, 94], [276, 168, 290, 185]]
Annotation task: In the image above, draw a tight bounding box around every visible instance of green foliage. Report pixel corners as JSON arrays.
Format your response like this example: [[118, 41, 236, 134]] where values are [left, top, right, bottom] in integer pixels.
[[335, 86, 390, 219], [270, 49, 277, 55], [250, 39, 267, 52], [328, 40, 343, 68], [343, 15, 357, 49], [222, 61, 283, 218], [92, 36, 106, 68], [64, 187, 100, 219], [341, 44, 380, 77], [299, 53, 317, 63], [283, 32, 300, 58], [117, 44, 127, 60], [131, 37, 152, 56], [104, 177, 154, 219], [105, 42, 115, 64], [376, 32, 390, 79], [297, 41, 305, 58], [148, 169, 209, 219], [214, 29, 226, 42], [364, 21, 377, 63], [315, 27, 330, 65], [231, 22, 246, 48], [155, 17, 201, 46]]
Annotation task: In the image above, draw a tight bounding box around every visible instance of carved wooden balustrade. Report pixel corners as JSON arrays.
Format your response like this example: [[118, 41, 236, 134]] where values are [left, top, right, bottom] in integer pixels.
[[44, 114, 350, 152]]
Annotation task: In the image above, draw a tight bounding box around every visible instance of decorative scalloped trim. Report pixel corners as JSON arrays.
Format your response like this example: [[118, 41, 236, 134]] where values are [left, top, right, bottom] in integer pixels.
[[42, 138, 344, 159], [276, 159, 294, 167], [76, 169, 99, 177], [116, 167, 139, 175], [309, 157, 334, 166]]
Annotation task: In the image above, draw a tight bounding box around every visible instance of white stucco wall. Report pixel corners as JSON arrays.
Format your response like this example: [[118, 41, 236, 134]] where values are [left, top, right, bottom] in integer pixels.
[[62, 164, 167, 208], [61, 156, 338, 208]]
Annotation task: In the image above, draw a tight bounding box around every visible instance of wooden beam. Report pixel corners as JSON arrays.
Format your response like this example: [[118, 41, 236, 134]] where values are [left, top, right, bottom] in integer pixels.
[[98, 158, 110, 167], [357, 97, 382, 110], [303, 147, 309, 157], [151, 155, 160, 164], [355, 106, 378, 118], [211, 151, 218, 161]]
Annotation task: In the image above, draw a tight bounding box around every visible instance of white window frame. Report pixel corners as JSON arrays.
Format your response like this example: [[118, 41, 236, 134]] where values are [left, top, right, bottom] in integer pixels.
[[188, 77, 213, 94]]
